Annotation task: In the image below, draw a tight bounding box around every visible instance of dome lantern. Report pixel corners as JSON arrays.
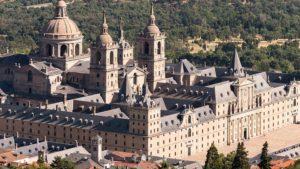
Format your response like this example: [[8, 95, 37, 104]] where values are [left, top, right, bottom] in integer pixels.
[[55, 0, 68, 18]]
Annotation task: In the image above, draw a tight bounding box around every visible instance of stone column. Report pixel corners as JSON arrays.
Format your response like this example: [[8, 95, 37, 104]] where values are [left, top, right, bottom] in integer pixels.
[[80, 43, 83, 55], [237, 118, 240, 142], [57, 44, 61, 58]]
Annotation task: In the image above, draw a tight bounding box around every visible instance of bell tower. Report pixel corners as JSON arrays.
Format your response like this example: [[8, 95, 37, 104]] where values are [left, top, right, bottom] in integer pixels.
[[89, 12, 119, 103], [137, 3, 166, 92]]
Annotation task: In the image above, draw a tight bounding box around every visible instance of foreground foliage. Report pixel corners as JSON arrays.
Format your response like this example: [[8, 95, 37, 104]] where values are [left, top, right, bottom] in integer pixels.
[[0, 0, 299, 74]]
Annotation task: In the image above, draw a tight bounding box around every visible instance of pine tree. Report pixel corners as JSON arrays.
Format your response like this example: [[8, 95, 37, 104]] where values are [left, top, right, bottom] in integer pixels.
[[232, 142, 250, 169], [204, 143, 222, 169], [50, 156, 74, 169], [259, 142, 272, 169], [222, 151, 236, 169]]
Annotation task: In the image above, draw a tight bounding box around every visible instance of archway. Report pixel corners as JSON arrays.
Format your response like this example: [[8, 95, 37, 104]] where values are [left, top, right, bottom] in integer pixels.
[[60, 45, 67, 57], [144, 42, 149, 55], [243, 128, 248, 139], [110, 51, 114, 65], [75, 44, 80, 56], [47, 44, 52, 57], [96, 51, 101, 64], [157, 42, 161, 54]]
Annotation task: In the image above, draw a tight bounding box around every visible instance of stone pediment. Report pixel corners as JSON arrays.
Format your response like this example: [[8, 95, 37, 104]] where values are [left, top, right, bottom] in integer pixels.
[[233, 77, 254, 86]]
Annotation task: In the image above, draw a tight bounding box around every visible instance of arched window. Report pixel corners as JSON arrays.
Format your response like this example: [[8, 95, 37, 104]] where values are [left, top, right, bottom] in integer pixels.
[[60, 45, 67, 57], [259, 97, 262, 106], [47, 44, 52, 57], [75, 44, 80, 56], [133, 73, 137, 85], [110, 51, 114, 65], [294, 87, 297, 94], [294, 99, 297, 107], [96, 51, 101, 64], [144, 42, 149, 55], [188, 115, 192, 124], [188, 129, 191, 137], [157, 42, 161, 54], [27, 71, 33, 82]]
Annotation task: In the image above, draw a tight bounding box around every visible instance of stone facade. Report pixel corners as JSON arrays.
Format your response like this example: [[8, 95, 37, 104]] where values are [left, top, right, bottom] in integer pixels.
[[0, 0, 299, 161]]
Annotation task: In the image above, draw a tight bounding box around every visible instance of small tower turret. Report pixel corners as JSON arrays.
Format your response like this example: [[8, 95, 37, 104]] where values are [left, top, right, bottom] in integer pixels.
[[88, 11, 119, 103], [118, 17, 134, 66]]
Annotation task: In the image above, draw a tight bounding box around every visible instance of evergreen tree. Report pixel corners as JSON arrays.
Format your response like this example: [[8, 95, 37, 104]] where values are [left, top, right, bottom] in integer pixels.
[[232, 142, 250, 169], [259, 142, 272, 169], [160, 160, 171, 169], [222, 151, 236, 169], [50, 156, 74, 169], [204, 143, 222, 169]]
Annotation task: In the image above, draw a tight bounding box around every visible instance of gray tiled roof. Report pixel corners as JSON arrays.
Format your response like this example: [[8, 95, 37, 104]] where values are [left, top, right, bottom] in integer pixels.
[[67, 60, 90, 74], [0, 105, 129, 133]]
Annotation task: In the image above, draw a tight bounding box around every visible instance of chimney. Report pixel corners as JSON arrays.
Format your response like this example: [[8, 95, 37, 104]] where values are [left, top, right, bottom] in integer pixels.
[[3, 133, 6, 139], [16, 132, 19, 138], [28, 101, 31, 108], [92, 106, 97, 115], [75, 140, 78, 147], [63, 94, 67, 105]]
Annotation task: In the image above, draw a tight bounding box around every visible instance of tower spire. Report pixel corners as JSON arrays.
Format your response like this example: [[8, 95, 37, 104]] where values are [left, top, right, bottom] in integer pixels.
[[149, 2, 156, 25], [102, 11, 109, 35], [119, 17, 124, 41], [230, 48, 245, 77], [55, 0, 67, 18]]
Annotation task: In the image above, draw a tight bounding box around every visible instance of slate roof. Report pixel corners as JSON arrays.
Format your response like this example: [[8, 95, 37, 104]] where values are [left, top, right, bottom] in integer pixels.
[[67, 60, 90, 74], [29, 61, 62, 76], [0, 105, 129, 133], [0, 54, 29, 66], [160, 105, 214, 132]]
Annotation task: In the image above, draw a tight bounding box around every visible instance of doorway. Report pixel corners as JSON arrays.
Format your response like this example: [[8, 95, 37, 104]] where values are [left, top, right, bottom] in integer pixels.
[[243, 128, 248, 140], [188, 147, 191, 156]]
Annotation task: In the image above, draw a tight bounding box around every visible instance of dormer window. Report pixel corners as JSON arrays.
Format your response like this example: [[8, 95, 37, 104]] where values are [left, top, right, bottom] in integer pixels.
[[188, 116, 192, 124]]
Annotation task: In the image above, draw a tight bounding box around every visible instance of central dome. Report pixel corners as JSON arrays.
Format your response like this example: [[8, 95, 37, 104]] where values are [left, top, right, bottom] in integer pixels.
[[41, 0, 82, 39], [42, 18, 82, 37]]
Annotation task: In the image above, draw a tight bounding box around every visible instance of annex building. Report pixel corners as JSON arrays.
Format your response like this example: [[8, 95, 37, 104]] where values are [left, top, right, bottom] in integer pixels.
[[0, 0, 299, 160]]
